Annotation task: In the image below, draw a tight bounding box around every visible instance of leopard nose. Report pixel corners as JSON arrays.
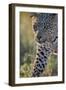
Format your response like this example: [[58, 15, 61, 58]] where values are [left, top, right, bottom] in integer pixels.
[[37, 35, 42, 40]]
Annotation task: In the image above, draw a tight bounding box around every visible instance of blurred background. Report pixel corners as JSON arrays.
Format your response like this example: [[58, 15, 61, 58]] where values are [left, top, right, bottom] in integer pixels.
[[20, 12, 36, 77]]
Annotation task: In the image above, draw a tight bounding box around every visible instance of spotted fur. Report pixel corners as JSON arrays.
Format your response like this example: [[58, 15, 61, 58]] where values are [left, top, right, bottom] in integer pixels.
[[31, 13, 58, 77]]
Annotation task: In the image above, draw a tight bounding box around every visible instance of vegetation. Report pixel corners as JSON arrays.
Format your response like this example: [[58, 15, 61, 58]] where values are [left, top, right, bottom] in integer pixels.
[[42, 54, 58, 76], [20, 53, 58, 77]]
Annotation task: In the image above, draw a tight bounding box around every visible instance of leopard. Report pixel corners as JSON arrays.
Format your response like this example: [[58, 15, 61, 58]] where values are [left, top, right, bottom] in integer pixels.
[[31, 13, 58, 77]]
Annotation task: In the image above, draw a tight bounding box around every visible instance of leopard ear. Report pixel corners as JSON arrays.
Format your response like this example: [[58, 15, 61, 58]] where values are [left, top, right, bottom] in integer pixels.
[[30, 13, 40, 18], [30, 13, 38, 18]]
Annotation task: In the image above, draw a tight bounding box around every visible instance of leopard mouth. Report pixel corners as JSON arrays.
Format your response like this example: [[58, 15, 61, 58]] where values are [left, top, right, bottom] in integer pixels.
[[36, 38, 41, 43], [36, 38, 46, 44]]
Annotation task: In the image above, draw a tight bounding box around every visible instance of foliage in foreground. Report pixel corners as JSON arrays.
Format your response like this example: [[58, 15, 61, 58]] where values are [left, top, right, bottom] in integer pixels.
[[20, 54, 58, 77]]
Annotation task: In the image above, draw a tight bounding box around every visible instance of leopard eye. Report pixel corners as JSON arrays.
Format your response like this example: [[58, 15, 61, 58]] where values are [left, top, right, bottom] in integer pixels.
[[33, 24, 37, 32], [33, 22, 38, 32]]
